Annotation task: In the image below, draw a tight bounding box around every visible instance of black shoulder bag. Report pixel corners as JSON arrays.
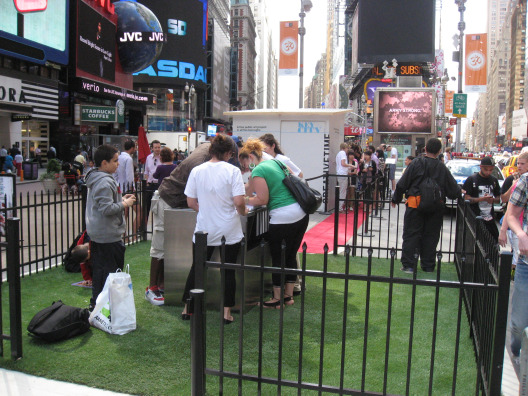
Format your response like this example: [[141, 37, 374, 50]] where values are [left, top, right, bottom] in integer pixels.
[[273, 160, 322, 214]]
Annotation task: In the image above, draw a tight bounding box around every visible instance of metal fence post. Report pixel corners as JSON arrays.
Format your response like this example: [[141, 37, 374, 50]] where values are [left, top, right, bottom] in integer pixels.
[[6, 218, 22, 360], [80, 184, 87, 231], [323, 171, 329, 213], [190, 288, 205, 396], [488, 251, 512, 395], [333, 185, 340, 255], [140, 180, 148, 241], [194, 232, 208, 289]]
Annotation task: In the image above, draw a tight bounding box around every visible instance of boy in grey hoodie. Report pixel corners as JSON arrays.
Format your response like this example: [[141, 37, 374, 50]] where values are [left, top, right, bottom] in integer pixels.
[[85, 145, 136, 309]]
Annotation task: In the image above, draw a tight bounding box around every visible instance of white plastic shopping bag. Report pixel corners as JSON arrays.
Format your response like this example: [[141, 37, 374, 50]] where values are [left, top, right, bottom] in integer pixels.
[[89, 265, 136, 335]]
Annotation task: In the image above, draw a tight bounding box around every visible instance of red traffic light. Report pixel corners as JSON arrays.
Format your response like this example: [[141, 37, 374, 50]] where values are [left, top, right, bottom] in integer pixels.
[[471, 120, 475, 127], [187, 126, 192, 133]]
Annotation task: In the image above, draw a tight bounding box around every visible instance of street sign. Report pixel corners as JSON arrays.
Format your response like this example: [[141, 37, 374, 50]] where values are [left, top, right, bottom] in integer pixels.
[[449, 117, 457, 125], [453, 93, 467, 118]]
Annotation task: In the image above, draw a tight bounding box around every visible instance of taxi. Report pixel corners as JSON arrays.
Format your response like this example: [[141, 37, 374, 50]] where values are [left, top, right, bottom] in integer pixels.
[[502, 155, 518, 178]]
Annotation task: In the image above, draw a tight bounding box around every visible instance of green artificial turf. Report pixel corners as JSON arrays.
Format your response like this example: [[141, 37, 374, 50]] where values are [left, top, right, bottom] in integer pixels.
[[0, 242, 477, 395]]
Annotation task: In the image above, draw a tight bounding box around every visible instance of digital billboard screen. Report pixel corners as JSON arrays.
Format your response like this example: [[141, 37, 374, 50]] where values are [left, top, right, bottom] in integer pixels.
[[376, 89, 434, 134], [207, 124, 217, 137], [0, 0, 68, 64], [358, 0, 434, 64], [77, 0, 116, 82], [132, 0, 209, 89]]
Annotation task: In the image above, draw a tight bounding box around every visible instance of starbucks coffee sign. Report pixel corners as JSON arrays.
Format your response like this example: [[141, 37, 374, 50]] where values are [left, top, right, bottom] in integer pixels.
[[81, 105, 117, 122]]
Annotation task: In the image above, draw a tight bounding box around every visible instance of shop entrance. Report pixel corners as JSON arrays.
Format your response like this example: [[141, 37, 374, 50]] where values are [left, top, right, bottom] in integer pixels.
[[21, 120, 49, 163]]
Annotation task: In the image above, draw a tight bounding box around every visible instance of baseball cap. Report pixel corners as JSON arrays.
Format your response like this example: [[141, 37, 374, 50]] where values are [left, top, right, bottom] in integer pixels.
[[480, 157, 494, 166]]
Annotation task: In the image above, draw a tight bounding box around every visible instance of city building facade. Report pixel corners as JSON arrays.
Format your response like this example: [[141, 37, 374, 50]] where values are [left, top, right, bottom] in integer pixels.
[[230, 0, 257, 110]]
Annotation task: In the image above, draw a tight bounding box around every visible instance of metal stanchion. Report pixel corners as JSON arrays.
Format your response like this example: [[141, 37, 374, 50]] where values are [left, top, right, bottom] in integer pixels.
[[190, 288, 205, 396], [6, 218, 22, 360]]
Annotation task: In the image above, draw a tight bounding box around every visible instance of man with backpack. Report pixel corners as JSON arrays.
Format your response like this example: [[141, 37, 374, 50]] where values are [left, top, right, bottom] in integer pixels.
[[391, 139, 461, 274]]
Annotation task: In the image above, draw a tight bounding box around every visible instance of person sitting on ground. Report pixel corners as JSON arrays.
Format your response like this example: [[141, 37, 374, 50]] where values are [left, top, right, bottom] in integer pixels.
[[70, 240, 93, 287]]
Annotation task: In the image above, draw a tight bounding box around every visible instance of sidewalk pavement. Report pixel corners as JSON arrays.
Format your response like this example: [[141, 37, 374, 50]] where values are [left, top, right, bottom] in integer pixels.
[[0, 368, 130, 396]]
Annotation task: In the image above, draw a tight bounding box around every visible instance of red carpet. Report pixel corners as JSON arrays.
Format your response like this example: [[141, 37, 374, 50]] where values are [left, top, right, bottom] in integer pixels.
[[300, 211, 367, 254]]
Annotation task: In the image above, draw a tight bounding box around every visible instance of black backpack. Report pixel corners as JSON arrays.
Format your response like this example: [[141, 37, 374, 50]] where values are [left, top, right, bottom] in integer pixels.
[[63, 231, 86, 273], [27, 301, 91, 342], [417, 158, 445, 213]]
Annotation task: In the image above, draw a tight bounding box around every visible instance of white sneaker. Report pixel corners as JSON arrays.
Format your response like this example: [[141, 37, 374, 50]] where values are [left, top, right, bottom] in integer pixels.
[[145, 286, 164, 305]]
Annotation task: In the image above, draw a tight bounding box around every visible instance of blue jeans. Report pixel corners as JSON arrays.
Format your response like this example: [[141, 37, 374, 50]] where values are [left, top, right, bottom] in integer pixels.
[[511, 257, 528, 356]]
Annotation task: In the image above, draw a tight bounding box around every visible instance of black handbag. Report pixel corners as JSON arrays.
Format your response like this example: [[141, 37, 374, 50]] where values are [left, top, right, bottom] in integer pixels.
[[273, 160, 322, 214]]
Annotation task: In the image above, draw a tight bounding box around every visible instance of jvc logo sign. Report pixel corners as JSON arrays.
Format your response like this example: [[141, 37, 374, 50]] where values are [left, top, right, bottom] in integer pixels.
[[297, 122, 320, 133]]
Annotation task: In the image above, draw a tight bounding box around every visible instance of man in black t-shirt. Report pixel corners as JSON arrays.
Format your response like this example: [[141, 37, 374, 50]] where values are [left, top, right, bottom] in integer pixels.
[[463, 157, 501, 240]]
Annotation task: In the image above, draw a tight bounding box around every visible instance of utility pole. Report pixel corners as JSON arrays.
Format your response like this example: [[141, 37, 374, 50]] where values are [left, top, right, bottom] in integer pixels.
[[455, 0, 466, 152]]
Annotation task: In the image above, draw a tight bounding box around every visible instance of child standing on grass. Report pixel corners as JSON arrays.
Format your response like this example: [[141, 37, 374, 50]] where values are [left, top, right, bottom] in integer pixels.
[[85, 145, 136, 310]]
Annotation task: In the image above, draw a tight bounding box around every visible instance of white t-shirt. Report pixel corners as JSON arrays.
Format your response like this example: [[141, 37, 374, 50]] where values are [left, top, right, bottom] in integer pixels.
[[336, 150, 348, 175], [391, 147, 398, 160], [185, 161, 245, 245], [275, 154, 302, 177]]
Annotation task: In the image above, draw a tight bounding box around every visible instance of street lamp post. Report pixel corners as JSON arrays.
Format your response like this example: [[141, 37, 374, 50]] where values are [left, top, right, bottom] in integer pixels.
[[360, 94, 367, 148], [454, 0, 466, 152], [185, 82, 195, 153], [441, 72, 450, 148], [298, 0, 313, 109]]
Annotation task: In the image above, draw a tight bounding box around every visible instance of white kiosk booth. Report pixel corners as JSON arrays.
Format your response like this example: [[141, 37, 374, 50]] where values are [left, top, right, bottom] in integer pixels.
[[224, 109, 349, 212]]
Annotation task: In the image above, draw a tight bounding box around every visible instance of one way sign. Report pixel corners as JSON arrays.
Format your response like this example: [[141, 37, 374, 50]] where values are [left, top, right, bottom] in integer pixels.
[[453, 93, 467, 118]]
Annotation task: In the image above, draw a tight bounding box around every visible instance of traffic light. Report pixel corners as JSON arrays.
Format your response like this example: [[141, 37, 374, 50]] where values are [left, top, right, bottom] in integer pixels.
[[187, 126, 192, 133], [471, 120, 475, 127]]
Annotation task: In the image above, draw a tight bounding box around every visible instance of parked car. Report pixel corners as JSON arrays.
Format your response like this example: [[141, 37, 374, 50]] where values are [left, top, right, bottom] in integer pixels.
[[445, 158, 504, 215]]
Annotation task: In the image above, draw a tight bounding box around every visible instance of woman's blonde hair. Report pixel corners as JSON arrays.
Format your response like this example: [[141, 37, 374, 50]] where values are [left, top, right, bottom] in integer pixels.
[[239, 138, 265, 160]]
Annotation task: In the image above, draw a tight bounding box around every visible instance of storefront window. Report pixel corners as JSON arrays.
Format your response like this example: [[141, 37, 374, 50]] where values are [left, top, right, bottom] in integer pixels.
[[142, 87, 193, 132]]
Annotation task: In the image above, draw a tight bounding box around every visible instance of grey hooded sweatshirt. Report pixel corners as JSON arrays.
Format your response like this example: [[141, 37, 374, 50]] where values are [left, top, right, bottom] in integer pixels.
[[85, 169, 125, 243]]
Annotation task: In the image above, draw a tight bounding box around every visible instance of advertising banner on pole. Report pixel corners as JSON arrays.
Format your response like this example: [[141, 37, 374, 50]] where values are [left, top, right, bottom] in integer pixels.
[[278, 21, 298, 75], [445, 90, 454, 114], [465, 34, 487, 93]]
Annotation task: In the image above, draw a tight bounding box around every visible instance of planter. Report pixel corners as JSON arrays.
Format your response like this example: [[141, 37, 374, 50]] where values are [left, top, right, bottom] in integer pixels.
[[42, 179, 58, 193]]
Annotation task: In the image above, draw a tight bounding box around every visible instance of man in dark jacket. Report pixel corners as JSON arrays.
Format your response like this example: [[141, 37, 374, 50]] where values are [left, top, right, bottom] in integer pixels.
[[391, 139, 461, 273]]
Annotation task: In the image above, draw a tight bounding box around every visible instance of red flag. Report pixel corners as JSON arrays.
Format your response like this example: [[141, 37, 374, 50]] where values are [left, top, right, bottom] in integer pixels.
[[137, 126, 151, 164]]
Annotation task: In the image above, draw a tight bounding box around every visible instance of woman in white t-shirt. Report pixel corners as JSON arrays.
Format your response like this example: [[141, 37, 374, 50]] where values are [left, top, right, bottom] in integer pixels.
[[259, 133, 303, 178], [181, 135, 247, 324]]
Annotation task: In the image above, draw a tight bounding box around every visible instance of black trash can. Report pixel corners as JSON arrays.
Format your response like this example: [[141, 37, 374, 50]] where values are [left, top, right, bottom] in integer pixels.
[[23, 161, 38, 180]]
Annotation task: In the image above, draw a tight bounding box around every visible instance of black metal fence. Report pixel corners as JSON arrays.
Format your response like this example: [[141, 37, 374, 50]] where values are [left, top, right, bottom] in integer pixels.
[[0, 218, 23, 360], [0, 181, 153, 281], [332, 177, 459, 263], [188, 197, 511, 395]]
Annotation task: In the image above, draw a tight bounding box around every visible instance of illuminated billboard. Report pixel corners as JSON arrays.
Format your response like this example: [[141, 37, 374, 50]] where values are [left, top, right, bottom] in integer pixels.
[[0, 0, 68, 64], [375, 88, 435, 134], [358, 0, 434, 64], [77, 0, 116, 82], [132, 0, 209, 89]]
